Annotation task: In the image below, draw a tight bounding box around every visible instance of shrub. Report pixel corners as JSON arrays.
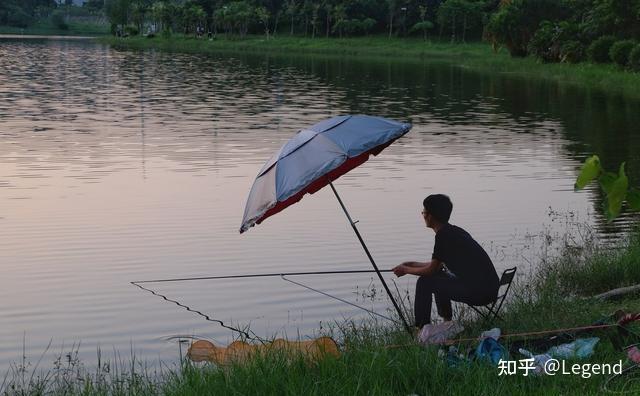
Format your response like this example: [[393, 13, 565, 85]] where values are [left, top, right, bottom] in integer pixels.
[[124, 25, 139, 36], [609, 40, 636, 67], [528, 21, 559, 62], [629, 44, 640, 72], [5, 5, 32, 28], [560, 40, 585, 63], [528, 20, 583, 63], [50, 10, 69, 31], [485, 0, 569, 57], [587, 36, 616, 63]]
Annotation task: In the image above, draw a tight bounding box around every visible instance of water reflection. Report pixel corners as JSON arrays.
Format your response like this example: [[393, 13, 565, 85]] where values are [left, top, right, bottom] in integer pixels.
[[0, 38, 637, 370]]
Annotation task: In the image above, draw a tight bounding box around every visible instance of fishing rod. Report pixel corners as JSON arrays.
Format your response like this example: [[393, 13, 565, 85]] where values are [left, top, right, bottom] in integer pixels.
[[131, 268, 394, 285], [131, 268, 407, 337]]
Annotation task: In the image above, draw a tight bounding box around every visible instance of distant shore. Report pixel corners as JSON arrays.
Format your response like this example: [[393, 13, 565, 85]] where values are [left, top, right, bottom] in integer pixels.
[[0, 23, 107, 37], [99, 34, 640, 101], [0, 34, 95, 40]]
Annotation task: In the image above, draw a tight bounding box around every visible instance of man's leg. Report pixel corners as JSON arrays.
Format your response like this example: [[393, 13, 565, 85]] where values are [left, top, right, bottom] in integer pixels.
[[414, 272, 456, 327], [415, 271, 479, 327], [434, 292, 453, 322]]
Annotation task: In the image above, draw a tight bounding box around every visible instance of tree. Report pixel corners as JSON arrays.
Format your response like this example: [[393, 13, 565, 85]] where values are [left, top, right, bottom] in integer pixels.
[[411, 4, 433, 40], [436, 0, 483, 43], [151, 1, 174, 34], [105, 0, 132, 33], [386, 0, 398, 38], [332, 3, 347, 38], [255, 5, 271, 38], [310, 3, 321, 38], [130, 1, 148, 35], [214, 1, 254, 37], [485, 0, 569, 57], [182, 2, 207, 35], [323, 0, 333, 37], [284, 0, 297, 35]]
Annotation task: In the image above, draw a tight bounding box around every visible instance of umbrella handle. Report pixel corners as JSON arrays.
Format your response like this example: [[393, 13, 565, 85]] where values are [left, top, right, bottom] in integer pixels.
[[328, 181, 413, 336]]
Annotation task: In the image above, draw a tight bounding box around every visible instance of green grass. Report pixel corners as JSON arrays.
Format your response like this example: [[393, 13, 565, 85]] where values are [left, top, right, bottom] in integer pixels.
[[540, 232, 640, 297], [3, 229, 640, 395], [99, 34, 640, 101], [0, 21, 108, 37]]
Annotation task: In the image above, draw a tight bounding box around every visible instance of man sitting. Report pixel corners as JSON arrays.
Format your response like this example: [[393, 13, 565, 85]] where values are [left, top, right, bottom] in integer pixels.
[[392, 194, 499, 328]]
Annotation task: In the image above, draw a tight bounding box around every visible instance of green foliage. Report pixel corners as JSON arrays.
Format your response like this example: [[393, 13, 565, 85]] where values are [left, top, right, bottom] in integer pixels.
[[105, 0, 131, 28], [0, 0, 36, 28], [575, 154, 602, 189], [628, 188, 640, 210], [50, 10, 68, 31], [436, 0, 484, 43], [587, 35, 616, 63], [124, 24, 139, 36], [528, 20, 584, 63], [609, 39, 636, 67], [528, 21, 559, 62], [214, 1, 255, 37], [560, 40, 585, 63], [485, 0, 569, 57], [575, 155, 640, 220], [411, 21, 434, 34], [628, 44, 640, 72]]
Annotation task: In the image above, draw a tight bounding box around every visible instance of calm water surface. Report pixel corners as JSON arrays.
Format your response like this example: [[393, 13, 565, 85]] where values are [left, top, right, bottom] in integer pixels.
[[1, 37, 639, 370]]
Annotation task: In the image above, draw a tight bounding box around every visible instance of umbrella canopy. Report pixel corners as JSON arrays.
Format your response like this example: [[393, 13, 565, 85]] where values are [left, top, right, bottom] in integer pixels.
[[239, 115, 412, 233]]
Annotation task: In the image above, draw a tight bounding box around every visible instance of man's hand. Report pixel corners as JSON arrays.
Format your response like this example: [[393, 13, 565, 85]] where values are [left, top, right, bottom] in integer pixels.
[[392, 264, 408, 277], [392, 261, 440, 277]]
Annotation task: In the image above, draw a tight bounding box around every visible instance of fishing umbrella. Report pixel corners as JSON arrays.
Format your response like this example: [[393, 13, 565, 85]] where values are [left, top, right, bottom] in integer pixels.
[[239, 114, 412, 332]]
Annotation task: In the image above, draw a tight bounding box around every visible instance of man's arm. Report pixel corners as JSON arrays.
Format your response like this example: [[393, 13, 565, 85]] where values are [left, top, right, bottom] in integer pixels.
[[393, 259, 443, 277]]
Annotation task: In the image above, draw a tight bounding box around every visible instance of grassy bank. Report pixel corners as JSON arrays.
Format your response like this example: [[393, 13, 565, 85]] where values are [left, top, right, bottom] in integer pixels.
[[100, 35, 640, 101], [3, 228, 640, 395], [0, 22, 108, 37]]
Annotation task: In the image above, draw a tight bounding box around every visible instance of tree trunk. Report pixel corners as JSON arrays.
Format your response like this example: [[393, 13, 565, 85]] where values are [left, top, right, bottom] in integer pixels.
[[326, 14, 330, 38], [450, 15, 455, 43], [290, 15, 294, 35], [462, 15, 467, 43], [388, 14, 393, 38], [304, 15, 308, 36]]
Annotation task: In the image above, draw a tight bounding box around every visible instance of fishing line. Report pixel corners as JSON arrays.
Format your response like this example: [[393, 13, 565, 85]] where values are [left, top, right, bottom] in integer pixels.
[[280, 275, 398, 324], [131, 281, 264, 342], [131, 269, 405, 339]]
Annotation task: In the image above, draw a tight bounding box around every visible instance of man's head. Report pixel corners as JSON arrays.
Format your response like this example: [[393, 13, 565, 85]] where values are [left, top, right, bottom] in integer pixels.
[[422, 194, 452, 229]]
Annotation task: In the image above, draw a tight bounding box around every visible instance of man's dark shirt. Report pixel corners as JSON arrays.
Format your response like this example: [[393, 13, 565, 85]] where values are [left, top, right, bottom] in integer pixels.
[[432, 223, 499, 295]]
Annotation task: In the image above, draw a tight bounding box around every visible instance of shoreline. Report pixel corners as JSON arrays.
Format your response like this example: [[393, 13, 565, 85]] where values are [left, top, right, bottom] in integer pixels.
[[0, 34, 97, 40], [98, 35, 640, 101]]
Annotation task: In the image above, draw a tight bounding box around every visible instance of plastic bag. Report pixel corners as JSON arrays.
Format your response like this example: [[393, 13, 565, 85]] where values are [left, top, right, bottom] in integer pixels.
[[546, 337, 599, 359]]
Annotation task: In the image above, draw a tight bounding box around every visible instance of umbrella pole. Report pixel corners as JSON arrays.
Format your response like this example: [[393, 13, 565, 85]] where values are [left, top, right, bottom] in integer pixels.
[[328, 181, 413, 335]]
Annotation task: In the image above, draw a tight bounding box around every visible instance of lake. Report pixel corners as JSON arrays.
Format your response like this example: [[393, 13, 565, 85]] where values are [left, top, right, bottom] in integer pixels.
[[0, 36, 638, 370]]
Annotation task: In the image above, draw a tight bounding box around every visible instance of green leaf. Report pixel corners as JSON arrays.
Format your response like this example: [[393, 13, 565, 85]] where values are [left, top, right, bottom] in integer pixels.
[[575, 155, 602, 190], [604, 162, 628, 221], [599, 171, 618, 194], [628, 187, 640, 211]]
